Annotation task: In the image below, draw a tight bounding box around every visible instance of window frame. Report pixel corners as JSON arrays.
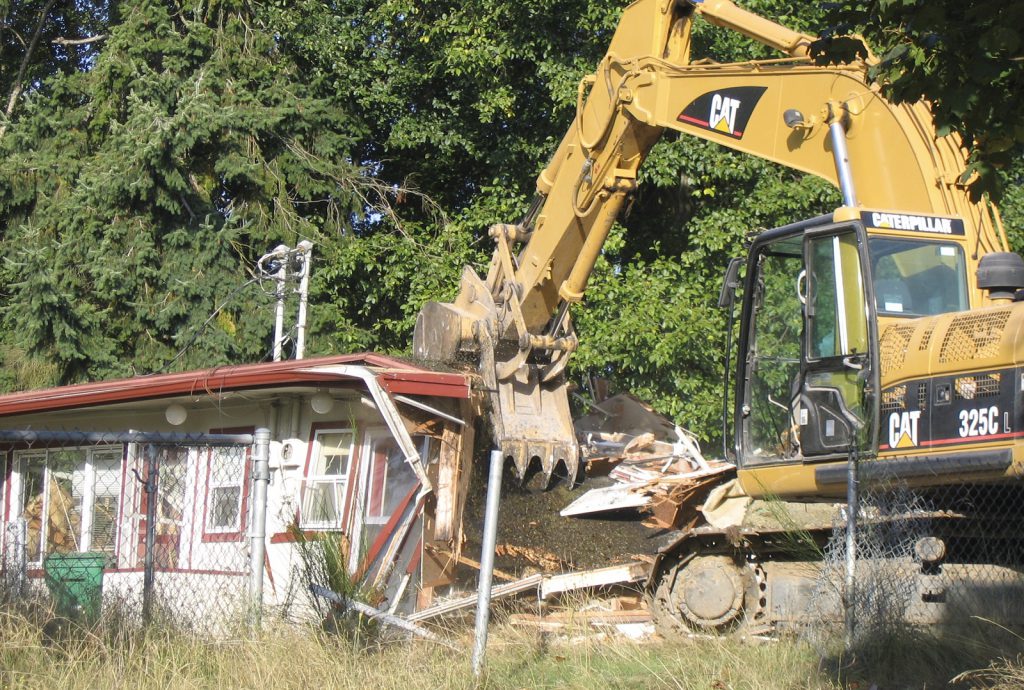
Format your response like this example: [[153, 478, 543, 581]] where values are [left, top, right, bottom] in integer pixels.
[[299, 426, 357, 531], [201, 428, 253, 543], [361, 431, 430, 526], [10, 445, 125, 567]]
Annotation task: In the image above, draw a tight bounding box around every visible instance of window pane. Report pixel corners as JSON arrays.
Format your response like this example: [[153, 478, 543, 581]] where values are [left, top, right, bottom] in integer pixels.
[[210, 447, 245, 483], [157, 449, 188, 526], [316, 433, 352, 477], [209, 487, 242, 530], [90, 451, 122, 556], [747, 246, 804, 459], [809, 233, 867, 358], [22, 459, 46, 563], [868, 237, 968, 317], [303, 480, 342, 526], [46, 450, 86, 555]]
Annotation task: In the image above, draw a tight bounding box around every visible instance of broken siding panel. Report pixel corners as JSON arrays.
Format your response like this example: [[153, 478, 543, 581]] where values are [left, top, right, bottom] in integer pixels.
[[421, 399, 475, 600]]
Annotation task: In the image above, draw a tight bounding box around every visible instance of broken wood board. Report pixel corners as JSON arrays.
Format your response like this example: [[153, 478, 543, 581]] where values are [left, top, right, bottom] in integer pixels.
[[407, 560, 650, 622], [509, 609, 652, 629], [407, 574, 544, 622], [559, 482, 652, 517], [495, 543, 567, 572], [540, 560, 649, 599]]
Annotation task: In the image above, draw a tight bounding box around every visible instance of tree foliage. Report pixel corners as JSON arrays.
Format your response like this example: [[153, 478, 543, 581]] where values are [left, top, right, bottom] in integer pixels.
[[0, 0, 1020, 452], [0, 1, 370, 385], [818, 0, 1024, 200]]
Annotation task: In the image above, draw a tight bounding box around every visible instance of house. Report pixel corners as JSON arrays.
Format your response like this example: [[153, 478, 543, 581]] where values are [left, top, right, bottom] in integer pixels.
[[0, 354, 478, 629]]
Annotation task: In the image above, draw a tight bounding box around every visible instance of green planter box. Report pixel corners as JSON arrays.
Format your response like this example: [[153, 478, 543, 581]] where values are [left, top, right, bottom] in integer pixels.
[[43, 552, 106, 621]]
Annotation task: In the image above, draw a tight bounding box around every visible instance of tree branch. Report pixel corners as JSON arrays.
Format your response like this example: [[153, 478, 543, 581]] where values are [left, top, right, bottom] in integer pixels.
[[51, 34, 106, 47], [0, 0, 58, 140]]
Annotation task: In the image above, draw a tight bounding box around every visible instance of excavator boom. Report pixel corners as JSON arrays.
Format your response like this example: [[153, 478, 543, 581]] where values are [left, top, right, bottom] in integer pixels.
[[413, 0, 1006, 483]]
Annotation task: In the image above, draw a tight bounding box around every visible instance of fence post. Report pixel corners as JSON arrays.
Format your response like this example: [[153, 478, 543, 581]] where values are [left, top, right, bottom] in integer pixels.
[[142, 444, 158, 624], [249, 428, 272, 627], [472, 450, 504, 679], [844, 447, 859, 649]]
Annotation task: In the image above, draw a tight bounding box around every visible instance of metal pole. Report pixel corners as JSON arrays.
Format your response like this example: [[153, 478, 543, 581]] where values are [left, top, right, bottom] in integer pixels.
[[142, 444, 159, 624], [828, 120, 858, 208], [472, 450, 504, 679], [844, 447, 859, 648], [14, 518, 26, 598], [295, 241, 313, 360], [272, 244, 288, 362], [248, 428, 271, 627]]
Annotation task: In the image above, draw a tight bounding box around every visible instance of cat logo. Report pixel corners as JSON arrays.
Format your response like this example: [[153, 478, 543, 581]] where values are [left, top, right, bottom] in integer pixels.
[[709, 94, 741, 134], [677, 86, 767, 140], [887, 410, 921, 448]]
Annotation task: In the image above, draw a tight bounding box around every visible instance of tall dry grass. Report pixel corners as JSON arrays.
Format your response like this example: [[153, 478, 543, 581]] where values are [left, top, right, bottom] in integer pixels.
[[1, 605, 1021, 689], [0, 606, 842, 690]]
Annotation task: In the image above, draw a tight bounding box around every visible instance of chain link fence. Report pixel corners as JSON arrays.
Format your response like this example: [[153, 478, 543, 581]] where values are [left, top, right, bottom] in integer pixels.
[[805, 452, 1024, 651], [0, 429, 269, 636]]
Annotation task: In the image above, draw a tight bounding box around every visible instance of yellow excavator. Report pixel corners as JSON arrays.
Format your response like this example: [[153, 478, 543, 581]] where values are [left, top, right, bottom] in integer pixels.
[[414, 0, 1024, 632]]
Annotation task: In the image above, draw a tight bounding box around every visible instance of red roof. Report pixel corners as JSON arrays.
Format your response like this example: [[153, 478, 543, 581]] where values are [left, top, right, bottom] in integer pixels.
[[0, 354, 470, 418]]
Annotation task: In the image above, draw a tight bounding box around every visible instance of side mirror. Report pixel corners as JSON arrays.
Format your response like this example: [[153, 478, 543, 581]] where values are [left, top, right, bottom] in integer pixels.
[[718, 257, 743, 308]]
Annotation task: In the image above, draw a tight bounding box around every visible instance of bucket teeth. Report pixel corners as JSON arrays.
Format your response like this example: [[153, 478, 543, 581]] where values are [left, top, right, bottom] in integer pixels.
[[501, 439, 580, 487]]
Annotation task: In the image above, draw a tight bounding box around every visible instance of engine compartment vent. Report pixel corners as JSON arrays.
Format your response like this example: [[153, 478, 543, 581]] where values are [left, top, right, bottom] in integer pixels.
[[939, 309, 1011, 364], [880, 324, 917, 377]]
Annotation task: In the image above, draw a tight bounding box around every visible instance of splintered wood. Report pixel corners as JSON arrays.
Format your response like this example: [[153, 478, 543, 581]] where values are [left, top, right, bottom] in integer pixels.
[[495, 544, 567, 573], [566, 393, 735, 529]]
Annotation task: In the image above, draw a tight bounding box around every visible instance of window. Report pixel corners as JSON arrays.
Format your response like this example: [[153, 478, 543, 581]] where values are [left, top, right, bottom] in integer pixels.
[[204, 446, 247, 535], [745, 237, 804, 460], [809, 233, 868, 359], [364, 435, 425, 524], [301, 430, 355, 529], [867, 237, 968, 317], [14, 446, 123, 565]]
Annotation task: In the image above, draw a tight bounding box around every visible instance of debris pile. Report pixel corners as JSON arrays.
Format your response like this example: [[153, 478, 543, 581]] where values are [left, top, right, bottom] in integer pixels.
[[563, 394, 734, 529]]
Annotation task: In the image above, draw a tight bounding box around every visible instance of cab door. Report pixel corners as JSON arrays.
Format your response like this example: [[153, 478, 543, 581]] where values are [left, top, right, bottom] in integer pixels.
[[735, 222, 879, 495], [797, 224, 879, 459]]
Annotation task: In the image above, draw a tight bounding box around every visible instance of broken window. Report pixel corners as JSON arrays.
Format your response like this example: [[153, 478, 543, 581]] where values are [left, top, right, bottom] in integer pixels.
[[12, 446, 123, 565], [364, 434, 426, 524], [301, 430, 355, 529]]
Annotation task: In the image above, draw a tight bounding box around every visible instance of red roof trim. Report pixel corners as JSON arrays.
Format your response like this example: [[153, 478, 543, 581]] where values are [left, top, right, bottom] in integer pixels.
[[378, 371, 470, 399], [0, 353, 469, 418]]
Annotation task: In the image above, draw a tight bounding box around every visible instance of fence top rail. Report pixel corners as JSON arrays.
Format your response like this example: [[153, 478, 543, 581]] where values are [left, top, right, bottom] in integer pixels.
[[0, 430, 255, 447]]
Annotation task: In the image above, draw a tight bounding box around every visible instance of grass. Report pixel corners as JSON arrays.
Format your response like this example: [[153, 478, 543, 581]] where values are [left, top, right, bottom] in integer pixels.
[[0, 605, 1021, 689]]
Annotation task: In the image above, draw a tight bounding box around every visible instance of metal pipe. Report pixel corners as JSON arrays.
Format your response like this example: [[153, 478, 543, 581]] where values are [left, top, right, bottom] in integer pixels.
[[272, 245, 288, 361], [295, 241, 313, 359], [844, 447, 859, 649], [289, 396, 301, 442], [472, 450, 505, 678], [142, 444, 158, 624], [14, 518, 26, 598], [249, 428, 271, 628], [829, 120, 858, 207]]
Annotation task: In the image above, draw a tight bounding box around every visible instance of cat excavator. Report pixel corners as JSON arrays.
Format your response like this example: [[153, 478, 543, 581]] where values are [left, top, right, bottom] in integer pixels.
[[414, 0, 1024, 633]]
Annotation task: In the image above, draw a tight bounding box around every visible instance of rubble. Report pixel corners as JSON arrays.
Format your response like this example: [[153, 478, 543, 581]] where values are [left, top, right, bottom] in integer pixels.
[[563, 394, 735, 529]]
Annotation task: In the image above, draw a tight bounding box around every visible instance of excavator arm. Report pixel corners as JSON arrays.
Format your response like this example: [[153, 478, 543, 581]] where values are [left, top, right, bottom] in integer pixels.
[[413, 0, 1007, 483]]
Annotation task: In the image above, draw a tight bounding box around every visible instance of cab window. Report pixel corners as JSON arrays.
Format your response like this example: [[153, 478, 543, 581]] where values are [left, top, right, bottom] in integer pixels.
[[868, 237, 968, 317]]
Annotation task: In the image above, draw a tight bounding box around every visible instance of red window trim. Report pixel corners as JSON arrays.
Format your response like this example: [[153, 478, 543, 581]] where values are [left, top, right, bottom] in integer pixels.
[[298, 421, 361, 532], [10, 444, 128, 566], [200, 426, 254, 543]]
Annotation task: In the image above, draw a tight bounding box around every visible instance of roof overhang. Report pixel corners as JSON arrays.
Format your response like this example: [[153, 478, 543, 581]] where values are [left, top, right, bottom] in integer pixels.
[[0, 353, 470, 418]]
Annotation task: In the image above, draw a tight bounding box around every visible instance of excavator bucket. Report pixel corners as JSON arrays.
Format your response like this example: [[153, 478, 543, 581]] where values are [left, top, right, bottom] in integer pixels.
[[491, 367, 579, 484], [414, 268, 580, 485]]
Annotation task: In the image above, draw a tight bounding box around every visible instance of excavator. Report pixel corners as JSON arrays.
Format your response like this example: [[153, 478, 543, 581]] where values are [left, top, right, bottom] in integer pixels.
[[414, 0, 1024, 633]]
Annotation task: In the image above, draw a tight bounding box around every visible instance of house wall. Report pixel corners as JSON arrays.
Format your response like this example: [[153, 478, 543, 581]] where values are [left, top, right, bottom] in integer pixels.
[[0, 389, 468, 622]]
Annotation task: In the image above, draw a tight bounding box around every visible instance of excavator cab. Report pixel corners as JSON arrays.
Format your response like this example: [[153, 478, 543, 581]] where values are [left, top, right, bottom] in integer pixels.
[[730, 220, 880, 490]]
